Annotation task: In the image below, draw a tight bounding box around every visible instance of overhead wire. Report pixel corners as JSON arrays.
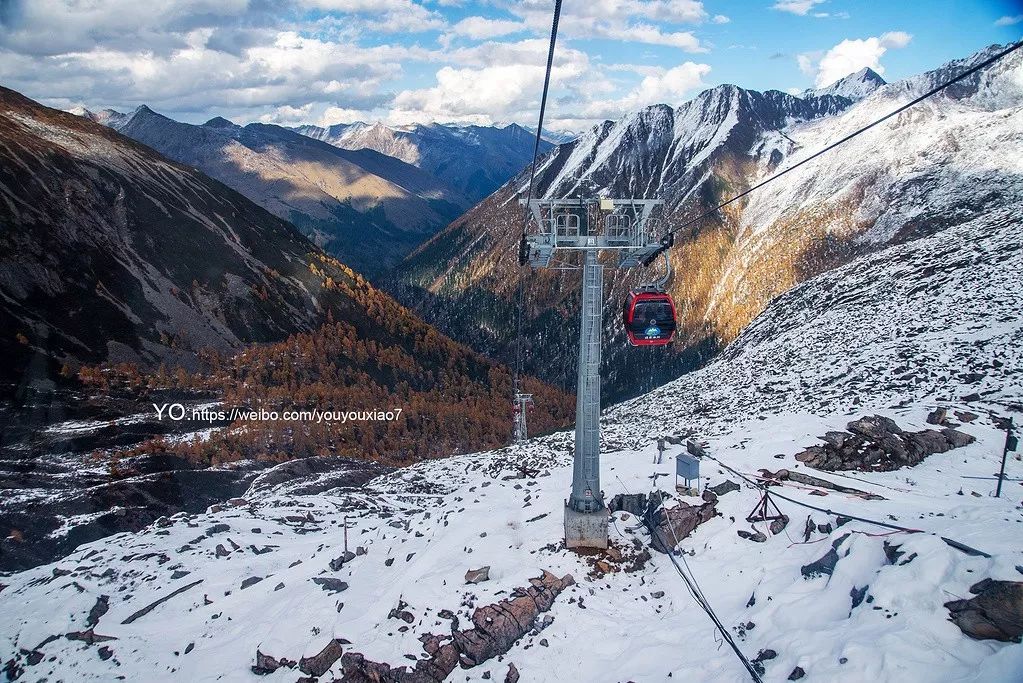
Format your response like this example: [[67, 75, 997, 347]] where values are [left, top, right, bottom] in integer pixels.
[[511, 0, 563, 404], [635, 455, 764, 682], [698, 449, 992, 558], [641, 493, 765, 682]]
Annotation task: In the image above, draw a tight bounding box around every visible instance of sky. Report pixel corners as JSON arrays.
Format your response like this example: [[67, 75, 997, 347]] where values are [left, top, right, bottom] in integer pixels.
[[0, 0, 1021, 131]]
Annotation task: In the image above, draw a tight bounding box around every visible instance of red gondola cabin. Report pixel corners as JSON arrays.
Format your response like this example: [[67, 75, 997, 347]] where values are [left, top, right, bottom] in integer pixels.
[[623, 291, 677, 346]]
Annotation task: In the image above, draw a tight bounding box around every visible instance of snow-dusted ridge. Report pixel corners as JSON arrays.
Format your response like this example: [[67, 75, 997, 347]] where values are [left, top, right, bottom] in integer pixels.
[[2, 188, 1021, 680]]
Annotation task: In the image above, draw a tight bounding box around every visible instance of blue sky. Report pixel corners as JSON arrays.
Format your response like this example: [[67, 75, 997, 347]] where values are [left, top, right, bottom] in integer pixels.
[[0, 0, 1020, 130]]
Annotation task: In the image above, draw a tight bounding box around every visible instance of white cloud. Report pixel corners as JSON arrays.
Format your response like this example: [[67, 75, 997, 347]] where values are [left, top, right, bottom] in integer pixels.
[[318, 106, 367, 126], [570, 61, 711, 122], [505, 0, 710, 51], [449, 16, 525, 40], [258, 103, 314, 125], [771, 0, 826, 16], [994, 15, 1022, 26], [619, 62, 711, 109], [803, 31, 913, 88], [712, 15, 730, 24], [298, 0, 445, 33], [597, 24, 705, 51], [389, 54, 589, 125], [0, 0, 716, 128]]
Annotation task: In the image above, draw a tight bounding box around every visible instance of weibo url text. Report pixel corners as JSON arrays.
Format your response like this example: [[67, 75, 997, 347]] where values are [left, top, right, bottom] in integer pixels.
[[153, 404, 403, 424]]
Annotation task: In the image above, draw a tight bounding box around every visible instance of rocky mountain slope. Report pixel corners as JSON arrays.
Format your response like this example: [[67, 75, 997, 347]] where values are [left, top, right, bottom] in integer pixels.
[[392, 44, 1023, 403], [0, 87, 347, 393], [2, 175, 1019, 682], [77, 107, 467, 276], [294, 121, 553, 203], [0, 87, 574, 571]]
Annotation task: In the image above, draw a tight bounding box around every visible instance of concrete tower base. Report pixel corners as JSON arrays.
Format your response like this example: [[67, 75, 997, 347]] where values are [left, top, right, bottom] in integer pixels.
[[564, 503, 608, 550]]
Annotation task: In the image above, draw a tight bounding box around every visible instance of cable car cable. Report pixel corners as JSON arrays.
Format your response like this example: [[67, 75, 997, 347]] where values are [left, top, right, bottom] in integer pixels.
[[698, 450, 992, 558], [659, 40, 1022, 245], [512, 0, 563, 398], [640, 500, 765, 682]]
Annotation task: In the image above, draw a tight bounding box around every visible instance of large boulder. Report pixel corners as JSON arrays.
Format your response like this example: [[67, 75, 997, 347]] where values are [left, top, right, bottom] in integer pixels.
[[945, 579, 1023, 642], [793, 414, 975, 472]]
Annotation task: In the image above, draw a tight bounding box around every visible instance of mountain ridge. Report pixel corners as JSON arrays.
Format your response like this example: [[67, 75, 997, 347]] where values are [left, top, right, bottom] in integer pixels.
[[73, 106, 470, 277], [392, 43, 1023, 403]]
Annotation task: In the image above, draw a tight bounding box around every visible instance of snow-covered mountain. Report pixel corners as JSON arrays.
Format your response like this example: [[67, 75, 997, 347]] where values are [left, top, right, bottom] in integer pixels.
[[393, 44, 1023, 403], [76, 107, 469, 277], [293, 121, 554, 203], [2, 177, 1019, 681], [805, 67, 887, 100]]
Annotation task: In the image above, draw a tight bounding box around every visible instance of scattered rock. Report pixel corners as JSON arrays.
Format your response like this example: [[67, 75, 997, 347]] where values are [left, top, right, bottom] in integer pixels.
[[708, 480, 740, 497], [954, 411, 979, 423], [329, 551, 356, 571], [752, 648, 778, 675], [769, 515, 789, 535], [505, 662, 520, 683], [97, 646, 113, 661], [332, 571, 573, 682], [205, 524, 230, 536], [311, 578, 348, 595], [801, 535, 850, 578], [240, 576, 263, 590], [465, 566, 491, 584], [945, 579, 1023, 642], [926, 407, 948, 425], [941, 428, 976, 448], [299, 638, 348, 677], [850, 585, 868, 609], [252, 649, 296, 675], [214, 544, 230, 558], [66, 629, 118, 645], [788, 666, 806, 680], [737, 529, 767, 543], [121, 580, 204, 625], [86, 595, 109, 627]]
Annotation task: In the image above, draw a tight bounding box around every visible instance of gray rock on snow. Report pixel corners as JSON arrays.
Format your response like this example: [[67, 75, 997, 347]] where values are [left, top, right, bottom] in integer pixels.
[[465, 566, 491, 584], [945, 579, 1023, 642], [311, 578, 349, 594]]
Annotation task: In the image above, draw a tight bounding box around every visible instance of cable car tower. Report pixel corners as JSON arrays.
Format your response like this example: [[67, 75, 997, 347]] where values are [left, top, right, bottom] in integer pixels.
[[520, 196, 670, 548], [512, 384, 533, 443]]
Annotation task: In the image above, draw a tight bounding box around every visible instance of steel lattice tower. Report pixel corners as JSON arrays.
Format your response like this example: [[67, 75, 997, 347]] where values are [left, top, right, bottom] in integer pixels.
[[520, 197, 667, 549]]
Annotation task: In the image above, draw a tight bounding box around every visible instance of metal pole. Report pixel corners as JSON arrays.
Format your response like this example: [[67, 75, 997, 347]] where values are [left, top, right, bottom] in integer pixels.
[[995, 416, 1013, 498], [570, 249, 603, 511], [563, 248, 608, 549]]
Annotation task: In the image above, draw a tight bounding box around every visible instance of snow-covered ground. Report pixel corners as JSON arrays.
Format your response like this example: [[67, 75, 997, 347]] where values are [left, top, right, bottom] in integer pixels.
[[2, 210, 1021, 680]]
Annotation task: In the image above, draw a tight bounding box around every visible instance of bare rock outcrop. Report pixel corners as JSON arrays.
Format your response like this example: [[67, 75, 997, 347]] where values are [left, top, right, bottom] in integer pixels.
[[945, 579, 1023, 642], [275, 571, 574, 682], [648, 499, 718, 552], [794, 414, 975, 471]]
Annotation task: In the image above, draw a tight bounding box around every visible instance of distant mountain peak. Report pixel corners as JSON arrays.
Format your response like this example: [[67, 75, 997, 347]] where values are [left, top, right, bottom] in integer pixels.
[[808, 67, 886, 101], [203, 116, 238, 129]]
